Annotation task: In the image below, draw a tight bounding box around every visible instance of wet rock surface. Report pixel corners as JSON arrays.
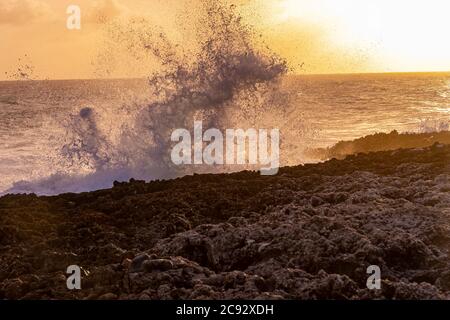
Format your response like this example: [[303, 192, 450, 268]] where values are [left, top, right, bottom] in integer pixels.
[[0, 143, 449, 299]]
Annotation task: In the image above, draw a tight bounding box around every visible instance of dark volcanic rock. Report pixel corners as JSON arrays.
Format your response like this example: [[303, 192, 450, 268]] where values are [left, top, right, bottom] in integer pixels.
[[306, 130, 450, 160], [0, 143, 449, 299]]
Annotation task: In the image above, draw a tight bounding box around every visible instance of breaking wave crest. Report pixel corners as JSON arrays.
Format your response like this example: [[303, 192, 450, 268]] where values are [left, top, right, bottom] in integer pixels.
[[5, 1, 310, 195]]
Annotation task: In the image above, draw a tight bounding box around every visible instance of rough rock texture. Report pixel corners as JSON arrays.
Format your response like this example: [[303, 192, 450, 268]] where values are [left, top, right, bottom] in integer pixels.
[[0, 143, 449, 300], [306, 130, 450, 160]]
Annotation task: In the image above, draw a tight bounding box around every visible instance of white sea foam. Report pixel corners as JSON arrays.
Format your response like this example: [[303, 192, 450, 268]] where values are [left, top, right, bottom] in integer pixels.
[[2, 2, 308, 195]]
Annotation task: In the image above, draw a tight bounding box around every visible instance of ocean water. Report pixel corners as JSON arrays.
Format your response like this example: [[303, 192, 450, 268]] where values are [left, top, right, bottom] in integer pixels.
[[0, 72, 448, 195]]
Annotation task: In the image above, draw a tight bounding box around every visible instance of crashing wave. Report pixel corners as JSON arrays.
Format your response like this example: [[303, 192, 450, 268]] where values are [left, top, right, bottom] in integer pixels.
[[5, 1, 310, 196]]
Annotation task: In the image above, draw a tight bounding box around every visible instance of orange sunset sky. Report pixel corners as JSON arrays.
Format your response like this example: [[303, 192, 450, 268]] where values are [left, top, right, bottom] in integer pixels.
[[0, 0, 449, 80]]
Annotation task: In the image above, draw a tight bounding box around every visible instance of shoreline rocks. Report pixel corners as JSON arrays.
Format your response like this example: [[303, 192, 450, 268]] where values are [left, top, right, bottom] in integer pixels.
[[0, 143, 449, 299]]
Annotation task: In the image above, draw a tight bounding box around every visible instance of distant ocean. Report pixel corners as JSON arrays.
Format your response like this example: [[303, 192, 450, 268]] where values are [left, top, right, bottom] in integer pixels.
[[0, 72, 448, 195]]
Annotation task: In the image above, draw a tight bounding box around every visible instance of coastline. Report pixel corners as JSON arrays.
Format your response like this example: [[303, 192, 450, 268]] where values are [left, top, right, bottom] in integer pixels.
[[0, 135, 449, 299], [305, 130, 450, 160]]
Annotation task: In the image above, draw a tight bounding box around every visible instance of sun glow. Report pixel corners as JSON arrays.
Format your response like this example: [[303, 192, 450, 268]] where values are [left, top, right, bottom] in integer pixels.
[[277, 0, 450, 72], [1, 0, 449, 79]]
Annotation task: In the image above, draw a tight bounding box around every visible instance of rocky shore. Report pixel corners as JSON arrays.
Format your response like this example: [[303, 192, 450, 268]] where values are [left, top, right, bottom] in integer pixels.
[[306, 130, 450, 160], [0, 142, 449, 300]]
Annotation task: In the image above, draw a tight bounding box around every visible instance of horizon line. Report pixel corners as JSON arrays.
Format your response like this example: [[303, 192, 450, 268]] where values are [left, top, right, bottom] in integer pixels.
[[0, 70, 449, 82]]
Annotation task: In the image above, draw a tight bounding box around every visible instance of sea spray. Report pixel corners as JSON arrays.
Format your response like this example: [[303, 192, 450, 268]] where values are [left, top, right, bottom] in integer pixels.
[[5, 1, 308, 195]]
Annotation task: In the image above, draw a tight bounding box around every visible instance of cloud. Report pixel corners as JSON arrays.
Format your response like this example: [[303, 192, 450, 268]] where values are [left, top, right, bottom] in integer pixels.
[[0, 0, 53, 25]]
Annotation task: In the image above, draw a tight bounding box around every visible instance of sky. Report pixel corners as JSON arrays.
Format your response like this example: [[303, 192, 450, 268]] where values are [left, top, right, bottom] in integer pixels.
[[0, 0, 449, 80]]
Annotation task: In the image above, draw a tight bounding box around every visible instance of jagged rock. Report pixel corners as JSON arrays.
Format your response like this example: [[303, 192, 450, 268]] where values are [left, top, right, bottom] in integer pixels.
[[98, 293, 118, 300], [143, 259, 174, 272], [1, 278, 27, 300], [310, 196, 324, 207], [0, 144, 449, 299], [129, 254, 151, 273]]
